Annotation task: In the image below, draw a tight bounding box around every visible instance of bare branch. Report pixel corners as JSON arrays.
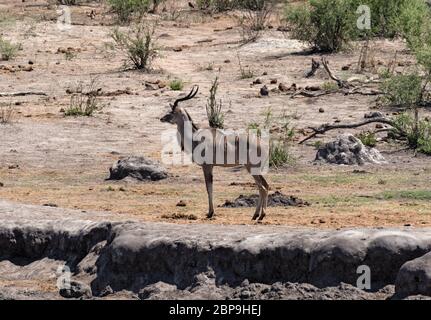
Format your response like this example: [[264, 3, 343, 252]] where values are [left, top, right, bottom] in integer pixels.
[[0, 91, 47, 97], [299, 117, 397, 144], [321, 57, 352, 89]]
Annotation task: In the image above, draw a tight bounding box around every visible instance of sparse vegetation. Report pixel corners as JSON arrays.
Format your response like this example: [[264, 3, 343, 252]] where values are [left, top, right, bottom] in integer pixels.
[[357, 131, 377, 147], [284, 0, 431, 52], [0, 104, 14, 124], [206, 77, 225, 129], [284, 0, 359, 52], [237, 53, 254, 79], [65, 78, 105, 117], [111, 21, 158, 71], [237, 0, 273, 43], [322, 81, 339, 92], [169, 79, 184, 91], [107, 0, 151, 23], [390, 113, 431, 155], [248, 108, 295, 168], [0, 37, 20, 61], [196, 0, 234, 12]]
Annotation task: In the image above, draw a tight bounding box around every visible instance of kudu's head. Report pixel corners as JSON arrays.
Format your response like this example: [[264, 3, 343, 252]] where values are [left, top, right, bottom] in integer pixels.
[[160, 85, 199, 125]]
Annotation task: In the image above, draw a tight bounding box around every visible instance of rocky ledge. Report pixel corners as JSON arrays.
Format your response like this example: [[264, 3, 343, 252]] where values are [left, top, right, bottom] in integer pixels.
[[0, 200, 430, 300]]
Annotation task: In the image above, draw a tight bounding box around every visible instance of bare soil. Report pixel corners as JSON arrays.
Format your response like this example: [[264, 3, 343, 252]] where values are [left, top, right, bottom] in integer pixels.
[[1, 0, 431, 229]]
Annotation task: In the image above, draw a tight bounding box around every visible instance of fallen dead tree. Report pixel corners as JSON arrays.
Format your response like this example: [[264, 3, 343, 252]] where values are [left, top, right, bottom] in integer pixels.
[[0, 91, 47, 97], [291, 58, 383, 98], [299, 116, 400, 144]]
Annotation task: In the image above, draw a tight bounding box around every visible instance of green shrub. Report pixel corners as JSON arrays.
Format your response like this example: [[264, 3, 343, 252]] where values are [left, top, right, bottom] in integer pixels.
[[107, 0, 150, 23], [322, 81, 339, 91], [284, 0, 431, 52], [169, 79, 184, 91], [391, 112, 431, 154], [65, 78, 104, 117], [380, 73, 423, 107], [365, 0, 429, 39], [196, 0, 234, 12], [284, 0, 359, 52], [206, 77, 225, 129], [269, 143, 292, 168], [357, 131, 377, 147], [111, 21, 158, 71], [248, 108, 295, 168], [0, 37, 19, 61]]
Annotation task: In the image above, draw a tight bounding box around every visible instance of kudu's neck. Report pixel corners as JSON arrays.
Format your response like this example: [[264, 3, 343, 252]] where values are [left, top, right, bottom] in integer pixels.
[[176, 110, 198, 154]]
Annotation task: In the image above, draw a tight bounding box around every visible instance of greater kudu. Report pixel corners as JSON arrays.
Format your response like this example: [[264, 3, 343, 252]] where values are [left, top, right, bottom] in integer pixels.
[[160, 86, 269, 221]]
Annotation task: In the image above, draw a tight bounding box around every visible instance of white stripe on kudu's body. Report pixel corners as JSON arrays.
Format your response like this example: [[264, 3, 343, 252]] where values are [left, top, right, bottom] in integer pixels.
[[160, 86, 269, 221]]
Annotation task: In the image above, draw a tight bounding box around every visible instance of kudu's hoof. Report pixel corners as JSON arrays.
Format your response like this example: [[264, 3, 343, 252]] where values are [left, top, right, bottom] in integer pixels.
[[252, 214, 259, 221]]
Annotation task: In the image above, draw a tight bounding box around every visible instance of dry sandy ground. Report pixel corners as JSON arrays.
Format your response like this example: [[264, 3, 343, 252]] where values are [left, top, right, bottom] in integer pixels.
[[0, 0, 430, 228]]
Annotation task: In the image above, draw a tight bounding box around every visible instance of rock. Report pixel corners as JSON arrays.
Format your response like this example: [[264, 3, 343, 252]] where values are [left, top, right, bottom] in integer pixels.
[[364, 111, 384, 119], [222, 191, 310, 208], [342, 65, 351, 71], [144, 82, 159, 91], [59, 281, 92, 299], [260, 85, 269, 96], [270, 78, 277, 84], [0, 182, 3, 187], [252, 78, 262, 85], [278, 83, 290, 92], [395, 252, 431, 297], [315, 134, 386, 165], [306, 86, 321, 91], [319, 108, 325, 113], [108, 156, 168, 181], [176, 200, 187, 207]]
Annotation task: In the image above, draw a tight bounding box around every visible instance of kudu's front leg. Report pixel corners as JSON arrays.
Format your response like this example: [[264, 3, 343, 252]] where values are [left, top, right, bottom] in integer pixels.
[[203, 165, 215, 219]]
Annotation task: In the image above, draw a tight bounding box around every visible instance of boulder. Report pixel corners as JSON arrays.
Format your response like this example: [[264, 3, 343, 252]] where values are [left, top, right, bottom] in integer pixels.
[[108, 156, 168, 181], [315, 134, 386, 165], [395, 251, 431, 297], [59, 280, 92, 299]]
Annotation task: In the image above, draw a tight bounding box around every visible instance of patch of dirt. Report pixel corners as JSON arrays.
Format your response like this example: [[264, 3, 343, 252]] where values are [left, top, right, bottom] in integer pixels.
[[222, 191, 311, 208]]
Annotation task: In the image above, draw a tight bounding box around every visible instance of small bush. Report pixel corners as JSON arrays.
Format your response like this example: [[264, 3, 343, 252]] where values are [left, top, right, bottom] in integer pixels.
[[269, 143, 291, 168], [365, 0, 429, 39], [65, 78, 104, 117], [284, 0, 359, 52], [196, 0, 234, 12], [322, 81, 338, 91], [111, 21, 158, 71], [237, 0, 273, 43], [237, 53, 254, 79], [391, 112, 431, 154], [357, 131, 377, 147], [108, 0, 150, 23], [0, 37, 19, 61], [206, 77, 225, 129], [248, 108, 295, 168], [380, 73, 423, 107], [169, 79, 184, 91], [0, 104, 14, 124]]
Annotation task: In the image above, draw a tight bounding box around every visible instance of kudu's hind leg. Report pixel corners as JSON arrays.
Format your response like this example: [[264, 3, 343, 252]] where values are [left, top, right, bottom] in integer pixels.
[[203, 165, 215, 219], [252, 175, 264, 221], [258, 176, 269, 221]]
